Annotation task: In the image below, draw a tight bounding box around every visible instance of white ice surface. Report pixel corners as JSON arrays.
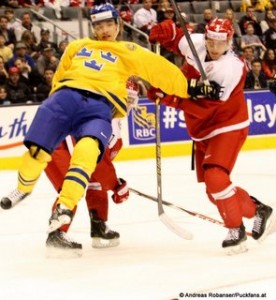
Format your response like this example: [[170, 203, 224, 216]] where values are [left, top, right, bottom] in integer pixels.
[[0, 149, 276, 300]]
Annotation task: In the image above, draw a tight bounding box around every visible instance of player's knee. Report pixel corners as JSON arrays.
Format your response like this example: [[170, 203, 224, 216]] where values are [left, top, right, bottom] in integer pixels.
[[71, 137, 100, 171], [29, 145, 51, 163], [204, 165, 231, 194]]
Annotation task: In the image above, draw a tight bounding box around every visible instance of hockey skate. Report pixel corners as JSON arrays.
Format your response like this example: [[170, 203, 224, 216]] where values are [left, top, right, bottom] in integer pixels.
[[48, 204, 73, 233], [90, 210, 120, 248], [251, 196, 276, 242], [46, 229, 82, 258], [1, 189, 29, 209], [222, 223, 247, 255]]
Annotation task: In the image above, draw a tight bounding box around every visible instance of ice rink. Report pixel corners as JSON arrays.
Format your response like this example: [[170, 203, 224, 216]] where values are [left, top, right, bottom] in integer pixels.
[[0, 149, 276, 300]]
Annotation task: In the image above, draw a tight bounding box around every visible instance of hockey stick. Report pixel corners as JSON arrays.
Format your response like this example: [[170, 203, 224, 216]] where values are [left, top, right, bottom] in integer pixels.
[[154, 43, 193, 240], [130, 187, 252, 237], [168, 0, 209, 85]]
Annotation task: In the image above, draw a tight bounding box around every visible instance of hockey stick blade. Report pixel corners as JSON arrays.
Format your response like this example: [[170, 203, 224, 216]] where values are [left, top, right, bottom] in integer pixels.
[[159, 212, 193, 240], [130, 187, 253, 237], [130, 187, 193, 239], [130, 186, 223, 225]]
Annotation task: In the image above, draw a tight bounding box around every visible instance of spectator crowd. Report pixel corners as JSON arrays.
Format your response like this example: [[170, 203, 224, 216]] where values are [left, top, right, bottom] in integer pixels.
[[0, 0, 276, 106], [0, 7, 69, 105]]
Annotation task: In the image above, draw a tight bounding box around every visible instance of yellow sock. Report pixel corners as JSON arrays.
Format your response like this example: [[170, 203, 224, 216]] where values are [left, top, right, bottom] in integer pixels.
[[58, 137, 100, 210], [18, 147, 51, 194]]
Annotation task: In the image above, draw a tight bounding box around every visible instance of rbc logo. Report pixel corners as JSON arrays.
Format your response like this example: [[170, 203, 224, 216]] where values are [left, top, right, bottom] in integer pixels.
[[130, 105, 156, 141], [135, 128, 155, 138]]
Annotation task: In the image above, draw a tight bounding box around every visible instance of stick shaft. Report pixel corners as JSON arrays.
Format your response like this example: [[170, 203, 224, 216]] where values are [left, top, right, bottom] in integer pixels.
[[154, 43, 164, 215], [129, 187, 252, 237], [152, 44, 193, 240], [169, 0, 209, 84]]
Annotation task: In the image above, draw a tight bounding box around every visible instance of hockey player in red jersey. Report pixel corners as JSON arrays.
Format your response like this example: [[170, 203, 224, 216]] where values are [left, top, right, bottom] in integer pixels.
[[44, 77, 140, 253], [148, 17, 276, 255], [45, 118, 128, 253]]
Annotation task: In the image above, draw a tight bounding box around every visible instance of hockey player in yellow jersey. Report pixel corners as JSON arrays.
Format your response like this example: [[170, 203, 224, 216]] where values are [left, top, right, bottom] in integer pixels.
[[1, 3, 220, 250]]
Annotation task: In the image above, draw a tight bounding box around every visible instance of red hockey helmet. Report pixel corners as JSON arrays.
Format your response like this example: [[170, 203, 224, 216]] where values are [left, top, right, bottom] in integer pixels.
[[205, 18, 234, 41]]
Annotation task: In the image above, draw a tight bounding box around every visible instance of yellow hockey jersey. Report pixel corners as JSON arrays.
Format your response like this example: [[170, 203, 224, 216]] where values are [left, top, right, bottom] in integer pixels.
[[51, 38, 188, 118]]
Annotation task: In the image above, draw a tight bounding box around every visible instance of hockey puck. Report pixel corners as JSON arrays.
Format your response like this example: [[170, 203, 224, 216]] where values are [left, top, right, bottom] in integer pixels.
[[0, 198, 12, 209]]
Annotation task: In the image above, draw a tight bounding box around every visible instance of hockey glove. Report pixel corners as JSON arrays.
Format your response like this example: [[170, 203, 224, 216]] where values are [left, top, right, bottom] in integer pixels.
[[149, 19, 176, 44], [188, 79, 223, 100], [112, 178, 129, 204], [147, 86, 166, 102], [149, 20, 183, 54], [126, 78, 139, 110], [147, 86, 182, 108]]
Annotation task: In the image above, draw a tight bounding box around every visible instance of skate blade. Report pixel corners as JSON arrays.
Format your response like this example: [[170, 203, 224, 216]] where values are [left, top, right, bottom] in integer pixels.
[[92, 238, 120, 249], [224, 241, 248, 256], [45, 246, 82, 259], [257, 210, 276, 243]]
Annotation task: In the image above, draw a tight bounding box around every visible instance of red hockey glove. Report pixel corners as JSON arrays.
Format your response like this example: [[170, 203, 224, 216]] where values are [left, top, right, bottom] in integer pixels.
[[149, 19, 177, 44], [112, 178, 129, 204], [147, 86, 166, 102], [147, 86, 181, 108], [149, 20, 183, 54], [188, 79, 223, 100]]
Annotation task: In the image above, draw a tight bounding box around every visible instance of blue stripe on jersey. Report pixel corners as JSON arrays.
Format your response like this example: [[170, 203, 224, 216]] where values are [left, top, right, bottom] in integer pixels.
[[69, 168, 90, 182], [64, 176, 86, 189], [18, 173, 37, 186], [107, 91, 127, 113]]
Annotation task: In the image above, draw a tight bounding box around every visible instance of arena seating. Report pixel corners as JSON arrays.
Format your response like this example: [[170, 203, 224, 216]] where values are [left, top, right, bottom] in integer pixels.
[[0, 1, 245, 22]]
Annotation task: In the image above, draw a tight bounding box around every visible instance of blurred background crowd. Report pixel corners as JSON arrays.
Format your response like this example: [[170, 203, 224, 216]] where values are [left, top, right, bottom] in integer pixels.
[[0, 0, 276, 106]]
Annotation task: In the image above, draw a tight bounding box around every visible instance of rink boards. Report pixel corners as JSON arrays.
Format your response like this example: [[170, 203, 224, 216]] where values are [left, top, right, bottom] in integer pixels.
[[0, 90, 276, 169]]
